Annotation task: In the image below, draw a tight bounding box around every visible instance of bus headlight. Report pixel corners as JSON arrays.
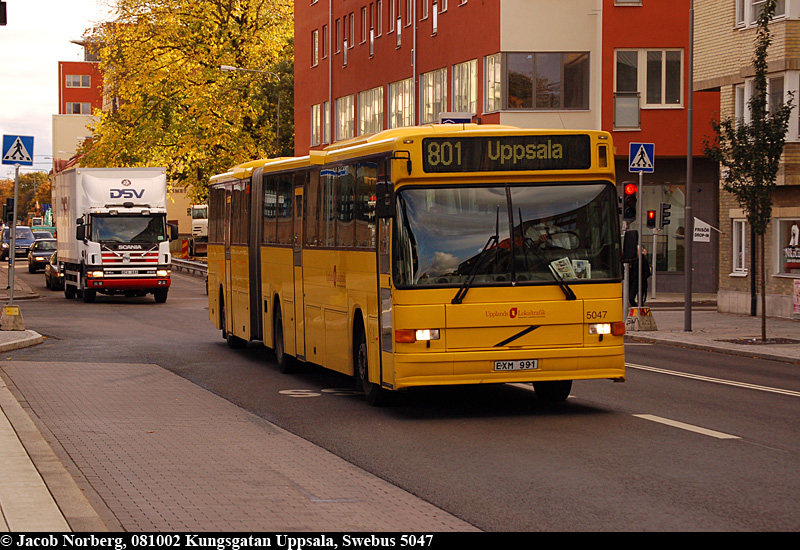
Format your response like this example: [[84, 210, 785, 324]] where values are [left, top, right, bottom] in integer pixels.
[[588, 323, 625, 336], [395, 329, 441, 343]]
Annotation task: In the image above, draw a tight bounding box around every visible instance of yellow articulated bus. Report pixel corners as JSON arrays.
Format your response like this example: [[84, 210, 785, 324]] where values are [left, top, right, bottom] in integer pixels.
[[208, 125, 625, 405]]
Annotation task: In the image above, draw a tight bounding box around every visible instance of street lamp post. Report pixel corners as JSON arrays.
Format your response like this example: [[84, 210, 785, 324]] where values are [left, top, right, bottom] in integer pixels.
[[220, 65, 281, 156]]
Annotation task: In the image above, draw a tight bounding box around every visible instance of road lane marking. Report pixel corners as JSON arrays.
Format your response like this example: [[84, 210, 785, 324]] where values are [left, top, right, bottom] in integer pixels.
[[633, 414, 740, 439], [627, 363, 800, 398]]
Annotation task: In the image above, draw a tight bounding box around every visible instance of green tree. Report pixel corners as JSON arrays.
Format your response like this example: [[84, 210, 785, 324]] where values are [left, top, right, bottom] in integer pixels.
[[703, 0, 794, 341], [80, 0, 294, 203], [0, 171, 51, 222]]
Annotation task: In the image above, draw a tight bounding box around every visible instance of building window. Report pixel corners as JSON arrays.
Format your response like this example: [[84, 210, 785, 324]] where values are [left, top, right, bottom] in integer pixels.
[[66, 75, 91, 88], [485, 53, 502, 113], [322, 25, 328, 59], [452, 59, 478, 114], [733, 219, 749, 275], [777, 218, 800, 276], [66, 102, 92, 114], [311, 103, 322, 146], [615, 0, 642, 5], [506, 52, 590, 110], [335, 95, 355, 141], [420, 67, 448, 123], [388, 77, 414, 128], [336, 19, 341, 53], [311, 29, 319, 67], [361, 7, 368, 43], [422, 0, 429, 19], [359, 86, 384, 135], [376, 0, 383, 35], [736, 0, 785, 27], [615, 49, 682, 109], [322, 101, 331, 144]]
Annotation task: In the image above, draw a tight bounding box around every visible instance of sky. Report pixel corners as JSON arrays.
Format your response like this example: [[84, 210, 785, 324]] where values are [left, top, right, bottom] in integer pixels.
[[0, 0, 112, 178]]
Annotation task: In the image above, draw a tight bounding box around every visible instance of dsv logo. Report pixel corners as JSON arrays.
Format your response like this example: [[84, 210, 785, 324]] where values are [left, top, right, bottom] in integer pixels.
[[110, 189, 145, 199]]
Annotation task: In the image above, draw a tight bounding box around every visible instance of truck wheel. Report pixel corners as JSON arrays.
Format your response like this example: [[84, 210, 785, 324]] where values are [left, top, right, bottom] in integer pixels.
[[154, 289, 168, 303], [64, 284, 76, 299], [83, 289, 96, 303]]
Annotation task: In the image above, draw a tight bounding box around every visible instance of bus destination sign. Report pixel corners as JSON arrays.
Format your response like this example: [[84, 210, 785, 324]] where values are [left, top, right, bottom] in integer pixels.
[[422, 135, 592, 173]]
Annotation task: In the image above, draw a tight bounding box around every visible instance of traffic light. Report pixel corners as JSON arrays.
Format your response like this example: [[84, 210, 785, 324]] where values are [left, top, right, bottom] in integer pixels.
[[4, 198, 13, 224], [623, 182, 638, 221], [659, 202, 671, 228], [1, 2, 7, 26], [646, 209, 657, 228]]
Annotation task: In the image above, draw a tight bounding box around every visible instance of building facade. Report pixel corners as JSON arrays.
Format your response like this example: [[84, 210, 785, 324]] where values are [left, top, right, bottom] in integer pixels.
[[695, 0, 800, 319], [295, 0, 603, 153], [603, 0, 720, 294], [294, 0, 721, 295]]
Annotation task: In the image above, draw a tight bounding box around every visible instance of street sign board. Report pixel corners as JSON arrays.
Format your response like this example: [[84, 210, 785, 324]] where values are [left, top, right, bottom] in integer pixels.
[[2, 135, 35, 166], [629, 142, 655, 173]]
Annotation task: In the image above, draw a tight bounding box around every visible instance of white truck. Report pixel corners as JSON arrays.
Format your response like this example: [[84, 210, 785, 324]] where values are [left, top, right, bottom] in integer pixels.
[[187, 203, 208, 257], [53, 167, 177, 303]]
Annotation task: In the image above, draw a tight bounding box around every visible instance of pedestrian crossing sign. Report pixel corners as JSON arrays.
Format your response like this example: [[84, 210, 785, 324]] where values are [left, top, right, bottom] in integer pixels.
[[629, 142, 655, 173], [2, 135, 35, 166]]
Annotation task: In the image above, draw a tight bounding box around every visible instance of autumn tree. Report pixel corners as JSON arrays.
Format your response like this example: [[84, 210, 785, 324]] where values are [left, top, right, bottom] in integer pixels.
[[0, 171, 52, 221], [80, 0, 294, 202], [703, 0, 794, 341]]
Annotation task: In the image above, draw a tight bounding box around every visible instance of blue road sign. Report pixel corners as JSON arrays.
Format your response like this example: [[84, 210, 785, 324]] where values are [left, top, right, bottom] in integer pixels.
[[629, 142, 655, 173], [2, 135, 35, 166]]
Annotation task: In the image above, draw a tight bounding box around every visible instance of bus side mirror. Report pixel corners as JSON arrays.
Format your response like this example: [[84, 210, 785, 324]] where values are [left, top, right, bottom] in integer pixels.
[[375, 181, 395, 219], [622, 230, 638, 263]]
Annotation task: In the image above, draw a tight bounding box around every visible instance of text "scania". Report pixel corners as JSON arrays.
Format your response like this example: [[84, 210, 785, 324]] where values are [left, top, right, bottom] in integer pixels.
[[110, 189, 145, 199]]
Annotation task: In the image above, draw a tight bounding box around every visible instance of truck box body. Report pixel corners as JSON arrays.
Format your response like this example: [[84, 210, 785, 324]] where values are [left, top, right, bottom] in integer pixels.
[[53, 167, 173, 303]]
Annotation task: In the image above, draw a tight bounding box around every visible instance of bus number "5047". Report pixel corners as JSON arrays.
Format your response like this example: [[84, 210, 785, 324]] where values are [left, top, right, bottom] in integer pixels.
[[586, 310, 607, 320]]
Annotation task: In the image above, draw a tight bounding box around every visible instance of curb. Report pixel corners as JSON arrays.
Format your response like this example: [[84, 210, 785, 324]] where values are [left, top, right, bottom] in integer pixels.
[[625, 333, 800, 365], [0, 330, 44, 352]]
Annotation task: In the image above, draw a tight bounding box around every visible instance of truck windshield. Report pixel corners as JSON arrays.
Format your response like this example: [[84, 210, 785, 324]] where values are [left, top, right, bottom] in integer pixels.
[[91, 215, 168, 243], [393, 182, 622, 288]]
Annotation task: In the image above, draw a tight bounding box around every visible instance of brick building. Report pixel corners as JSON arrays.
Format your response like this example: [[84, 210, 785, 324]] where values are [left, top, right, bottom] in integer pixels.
[[695, 0, 800, 319], [294, 0, 721, 294]]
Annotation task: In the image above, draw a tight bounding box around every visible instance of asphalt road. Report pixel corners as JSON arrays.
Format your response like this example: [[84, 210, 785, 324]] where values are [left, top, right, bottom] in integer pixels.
[[9, 268, 800, 531]]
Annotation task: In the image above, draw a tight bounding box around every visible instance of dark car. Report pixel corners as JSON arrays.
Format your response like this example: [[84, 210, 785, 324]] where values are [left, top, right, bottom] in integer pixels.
[[1, 226, 36, 260], [28, 238, 57, 272], [33, 230, 54, 240], [44, 252, 64, 290]]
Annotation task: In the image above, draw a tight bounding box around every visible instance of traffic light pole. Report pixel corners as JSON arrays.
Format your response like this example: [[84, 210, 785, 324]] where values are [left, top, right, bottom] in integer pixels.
[[637, 170, 643, 311]]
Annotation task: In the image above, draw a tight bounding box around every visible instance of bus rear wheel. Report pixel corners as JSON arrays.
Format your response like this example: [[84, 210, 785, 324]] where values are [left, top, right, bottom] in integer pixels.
[[355, 324, 388, 406], [532, 380, 572, 402]]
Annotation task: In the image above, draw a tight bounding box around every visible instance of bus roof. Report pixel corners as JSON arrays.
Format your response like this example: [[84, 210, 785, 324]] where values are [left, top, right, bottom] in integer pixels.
[[210, 124, 614, 183]]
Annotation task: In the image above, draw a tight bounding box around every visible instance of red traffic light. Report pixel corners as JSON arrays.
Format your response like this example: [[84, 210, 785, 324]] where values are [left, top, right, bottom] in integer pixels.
[[624, 183, 638, 195], [646, 209, 657, 228]]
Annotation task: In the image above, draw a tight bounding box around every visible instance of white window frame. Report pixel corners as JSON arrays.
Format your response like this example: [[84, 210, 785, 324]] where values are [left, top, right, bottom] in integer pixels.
[[737, 0, 786, 27], [735, 72, 800, 139], [66, 102, 92, 114], [311, 103, 322, 146], [358, 86, 384, 135], [388, 78, 414, 129], [420, 67, 448, 124], [452, 59, 478, 114], [311, 29, 319, 67], [335, 95, 355, 141], [66, 75, 91, 88], [732, 219, 749, 275], [322, 101, 331, 144], [484, 53, 502, 113], [614, 48, 683, 109]]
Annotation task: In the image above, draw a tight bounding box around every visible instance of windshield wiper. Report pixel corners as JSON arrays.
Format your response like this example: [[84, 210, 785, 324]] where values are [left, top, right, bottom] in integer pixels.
[[452, 207, 500, 305], [547, 264, 577, 301]]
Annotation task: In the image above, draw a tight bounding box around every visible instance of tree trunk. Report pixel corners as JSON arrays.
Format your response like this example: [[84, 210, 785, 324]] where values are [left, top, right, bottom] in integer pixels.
[[751, 226, 758, 316]]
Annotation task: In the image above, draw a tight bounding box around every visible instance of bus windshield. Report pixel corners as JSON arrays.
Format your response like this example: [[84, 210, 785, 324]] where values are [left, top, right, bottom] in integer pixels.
[[394, 182, 621, 287], [91, 214, 168, 244]]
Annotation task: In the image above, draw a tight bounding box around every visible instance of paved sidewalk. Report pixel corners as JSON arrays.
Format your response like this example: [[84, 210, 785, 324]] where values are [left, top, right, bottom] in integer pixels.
[[0, 267, 797, 531]]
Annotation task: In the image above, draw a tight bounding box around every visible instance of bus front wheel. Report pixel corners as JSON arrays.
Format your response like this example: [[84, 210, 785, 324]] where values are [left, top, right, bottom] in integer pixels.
[[355, 324, 389, 406], [532, 380, 572, 402]]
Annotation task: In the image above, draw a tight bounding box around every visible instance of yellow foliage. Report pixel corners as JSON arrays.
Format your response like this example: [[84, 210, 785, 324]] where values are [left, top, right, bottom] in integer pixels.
[[80, 0, 294, 202]]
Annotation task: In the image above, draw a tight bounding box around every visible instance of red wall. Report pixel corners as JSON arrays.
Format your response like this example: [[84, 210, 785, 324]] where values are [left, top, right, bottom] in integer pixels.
[[58, 61, 103, 115], [295, 1, 500, 154], [602, 0, 719, 158]]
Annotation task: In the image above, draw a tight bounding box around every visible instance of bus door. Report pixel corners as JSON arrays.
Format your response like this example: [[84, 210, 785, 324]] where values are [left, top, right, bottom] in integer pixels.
[[292, 181, 306, 360], [223, 185, 234, 335], [249, 169, 264, 341]]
